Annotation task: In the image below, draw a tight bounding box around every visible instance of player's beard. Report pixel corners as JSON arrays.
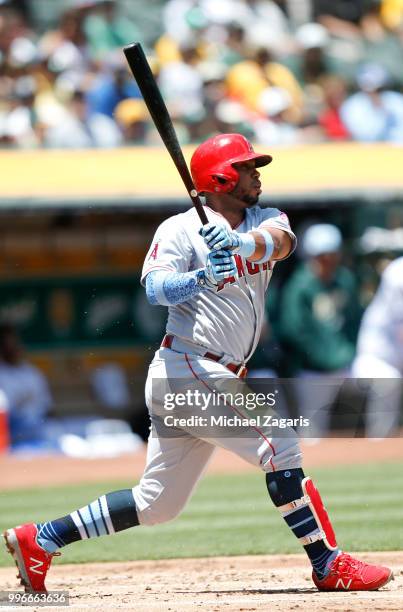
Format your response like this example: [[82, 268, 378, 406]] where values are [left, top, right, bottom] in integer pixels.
[[241, 193, 259, 206], [229, 181, 260, 207]]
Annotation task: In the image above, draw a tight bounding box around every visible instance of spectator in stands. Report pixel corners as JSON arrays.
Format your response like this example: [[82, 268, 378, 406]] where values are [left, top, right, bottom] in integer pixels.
[[253, 86, 301, 145], [261, 47, 304, 123], [311, 3, 363, 83], [313, 0, 368, 36], [0, 324, 52, 448], [361, 2, 403, 87], [83, 0, 140, 60], [213, 98, 253, 139], [161, 0, 202, 47], [0, 2, 34, 61], [86, 61, 141, 119], [282, 21, 352, 124], [340, 63, 403, 142], [225, 46, 302, 114], [236, 0, 293, 55], [157, 45, 204, 122], [114, 98, 151, 144], [1, 74, 42, 147], [44, 87, 122, 148], [352, 256, 403, 438], [199, 60, 227, 116], [318, 75, 350, 140], [226, 54, 270, 111], [38, 8, 89, 75], [6, 30, 38, 70], [294, 23, 331, 85], [278, 224, 361, 439], [215, 22, 246, 67]]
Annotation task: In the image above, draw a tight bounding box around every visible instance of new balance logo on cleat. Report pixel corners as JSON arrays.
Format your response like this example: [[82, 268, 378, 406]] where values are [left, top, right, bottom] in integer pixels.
[[29, 557, 45, 575], [312, 552, 393, 591], [3, 523, 60, 592], [335, 578, 352, 590]]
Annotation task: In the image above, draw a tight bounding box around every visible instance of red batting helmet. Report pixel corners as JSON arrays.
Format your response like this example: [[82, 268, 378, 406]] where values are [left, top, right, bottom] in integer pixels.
[[190, 133, 272, 194]]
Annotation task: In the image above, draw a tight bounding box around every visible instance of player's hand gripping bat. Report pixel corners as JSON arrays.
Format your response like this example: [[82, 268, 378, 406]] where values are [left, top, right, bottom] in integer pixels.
[[123, 42, 208, 225]]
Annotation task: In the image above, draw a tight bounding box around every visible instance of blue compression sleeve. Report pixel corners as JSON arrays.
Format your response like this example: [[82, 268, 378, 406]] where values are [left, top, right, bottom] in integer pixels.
[[145, 269, 206, 306]]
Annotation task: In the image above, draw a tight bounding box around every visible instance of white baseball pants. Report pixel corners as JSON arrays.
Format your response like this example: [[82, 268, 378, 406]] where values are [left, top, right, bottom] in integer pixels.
[[132, 348, 302, 526]]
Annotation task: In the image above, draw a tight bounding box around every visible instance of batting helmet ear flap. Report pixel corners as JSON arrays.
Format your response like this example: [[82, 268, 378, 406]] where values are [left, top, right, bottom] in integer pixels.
[[211, 174, 237, 193]]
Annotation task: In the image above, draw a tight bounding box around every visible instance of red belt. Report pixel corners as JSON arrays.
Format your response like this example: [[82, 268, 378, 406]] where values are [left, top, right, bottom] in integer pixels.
[[161, 334, 248, 378]]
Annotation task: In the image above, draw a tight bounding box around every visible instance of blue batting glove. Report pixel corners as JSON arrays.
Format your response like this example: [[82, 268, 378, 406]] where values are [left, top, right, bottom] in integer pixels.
[[203, 249, 237, 287], [199, 223, 240, 251]]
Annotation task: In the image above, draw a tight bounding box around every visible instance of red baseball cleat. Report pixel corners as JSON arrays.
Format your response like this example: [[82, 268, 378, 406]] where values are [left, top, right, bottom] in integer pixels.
[[312, 552, 393, 591], [3, 524, 60, 593]]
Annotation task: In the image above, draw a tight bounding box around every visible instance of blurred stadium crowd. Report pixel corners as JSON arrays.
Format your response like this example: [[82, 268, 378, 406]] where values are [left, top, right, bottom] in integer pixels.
[[1, 0, 403, 147]]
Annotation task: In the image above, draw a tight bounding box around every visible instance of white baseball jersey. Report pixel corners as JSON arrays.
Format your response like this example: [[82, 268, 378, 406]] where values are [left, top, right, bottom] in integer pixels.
[[142, 205, 296, 363], [356, 257, 403, 372]]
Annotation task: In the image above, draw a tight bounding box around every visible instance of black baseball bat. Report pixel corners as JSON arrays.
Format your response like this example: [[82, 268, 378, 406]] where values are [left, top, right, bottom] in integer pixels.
[[123, 42, 208, 225]]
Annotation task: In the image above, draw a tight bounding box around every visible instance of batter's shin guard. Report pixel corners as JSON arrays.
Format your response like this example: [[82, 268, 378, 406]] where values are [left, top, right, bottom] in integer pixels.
[[266, 470, 338, 551], [300, 477, 338, 550]]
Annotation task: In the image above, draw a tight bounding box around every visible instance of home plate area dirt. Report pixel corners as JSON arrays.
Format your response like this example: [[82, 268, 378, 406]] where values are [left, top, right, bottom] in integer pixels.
[[1, 439, 402, 610], [1, 552, 402, 611]]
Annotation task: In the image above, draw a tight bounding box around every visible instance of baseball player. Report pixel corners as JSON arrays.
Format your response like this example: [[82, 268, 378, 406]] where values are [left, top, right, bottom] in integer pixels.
[[352, 256, 403, 437], [4, 134, 392, 594]]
